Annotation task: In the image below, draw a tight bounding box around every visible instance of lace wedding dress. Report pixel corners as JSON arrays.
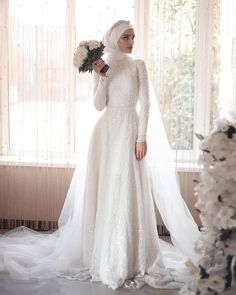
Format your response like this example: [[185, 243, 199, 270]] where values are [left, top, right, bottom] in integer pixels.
[[0, 52, 199, 290], [1, 17, 202, 289], [80, 56, 173, 288]]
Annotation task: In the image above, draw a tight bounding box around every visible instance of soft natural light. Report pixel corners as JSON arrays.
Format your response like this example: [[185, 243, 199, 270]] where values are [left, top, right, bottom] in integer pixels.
[[219, 0, 236, 116], [9, 0, 66, 25], [1, 0, 235, 166]]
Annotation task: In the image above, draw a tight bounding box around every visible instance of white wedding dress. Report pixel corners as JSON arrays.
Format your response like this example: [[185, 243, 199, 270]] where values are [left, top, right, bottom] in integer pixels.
[[0, 54, 200, 290]]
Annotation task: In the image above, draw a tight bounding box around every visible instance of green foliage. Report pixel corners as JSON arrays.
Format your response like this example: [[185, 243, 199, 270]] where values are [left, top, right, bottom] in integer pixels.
[[149, 0, 196, 150], [79, 43, 106, 73], [195, 133, 205, 141]]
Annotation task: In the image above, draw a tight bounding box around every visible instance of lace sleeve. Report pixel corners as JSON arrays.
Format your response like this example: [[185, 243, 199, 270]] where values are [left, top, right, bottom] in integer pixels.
[[92, 72, 108, 111], [136, 60, 150, 142]]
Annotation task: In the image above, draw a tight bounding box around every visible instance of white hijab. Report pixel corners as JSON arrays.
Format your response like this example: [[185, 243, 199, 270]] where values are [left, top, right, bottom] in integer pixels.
[[102, 20, 134, 60]]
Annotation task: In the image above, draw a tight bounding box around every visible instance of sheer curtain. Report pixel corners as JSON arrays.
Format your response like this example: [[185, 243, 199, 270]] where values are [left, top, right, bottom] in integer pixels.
[[218, 0, 236, 115], [0, 0, 73, 230], [0, 0, 135, 230], [0, 0, 135, 165], [0, 0, 235, 230], [146, 0, 236, 229]]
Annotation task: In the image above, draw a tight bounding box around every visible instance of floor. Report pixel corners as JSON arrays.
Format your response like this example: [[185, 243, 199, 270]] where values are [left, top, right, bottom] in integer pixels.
[[0, 230, 235, 295], [0, 229, 179, 295], [0, 275, 235, 295], [0, 276, 180, 295]]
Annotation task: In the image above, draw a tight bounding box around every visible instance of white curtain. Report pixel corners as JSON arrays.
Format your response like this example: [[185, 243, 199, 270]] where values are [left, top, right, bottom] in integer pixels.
[[0, 0, 135, 165], [219, 0, 236, 114], [2, 0, 235, 165], [0, 0, 235, 229], [0, 0, 136, 229]]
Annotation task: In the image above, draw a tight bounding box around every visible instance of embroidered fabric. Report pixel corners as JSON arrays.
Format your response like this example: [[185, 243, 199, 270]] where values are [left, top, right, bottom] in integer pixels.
[[93, 57, 149, 142]]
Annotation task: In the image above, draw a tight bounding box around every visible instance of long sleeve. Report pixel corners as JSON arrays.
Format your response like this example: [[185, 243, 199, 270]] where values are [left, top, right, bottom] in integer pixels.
[[136, 60, 150, 142], [92, 72, 108, 111]]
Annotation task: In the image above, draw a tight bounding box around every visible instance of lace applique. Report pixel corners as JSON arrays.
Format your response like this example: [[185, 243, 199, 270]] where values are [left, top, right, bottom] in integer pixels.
[[136, 60, 150, 142], [92, 72, 107, 111], [92, 59, 150, 141]]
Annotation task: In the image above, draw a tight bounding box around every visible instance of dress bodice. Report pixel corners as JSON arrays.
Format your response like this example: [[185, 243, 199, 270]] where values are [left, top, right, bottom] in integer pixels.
[[106, 60, 139, 108], [92, 57, 150, 142]]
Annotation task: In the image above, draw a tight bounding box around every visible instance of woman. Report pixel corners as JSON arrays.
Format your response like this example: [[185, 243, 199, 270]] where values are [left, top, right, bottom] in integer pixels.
[[0, 20, 200, 290]]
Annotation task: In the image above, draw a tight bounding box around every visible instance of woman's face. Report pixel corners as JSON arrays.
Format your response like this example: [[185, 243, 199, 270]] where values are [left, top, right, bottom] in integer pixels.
[[117, 28, 135, 53]]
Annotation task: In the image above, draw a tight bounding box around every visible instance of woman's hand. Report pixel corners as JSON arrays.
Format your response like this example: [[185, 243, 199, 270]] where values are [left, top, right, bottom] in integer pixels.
[[92, 59, 107, 77], [135, 141, 147, 161]]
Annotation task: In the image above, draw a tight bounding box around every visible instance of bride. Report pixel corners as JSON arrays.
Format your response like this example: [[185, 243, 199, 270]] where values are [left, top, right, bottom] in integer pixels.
[[0, 20, 200, 290]]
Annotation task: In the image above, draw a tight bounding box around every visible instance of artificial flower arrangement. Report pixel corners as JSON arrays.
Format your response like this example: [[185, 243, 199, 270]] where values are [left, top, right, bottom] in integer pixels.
[[180, 117, 236, 295], [73, 40, 109, 74]]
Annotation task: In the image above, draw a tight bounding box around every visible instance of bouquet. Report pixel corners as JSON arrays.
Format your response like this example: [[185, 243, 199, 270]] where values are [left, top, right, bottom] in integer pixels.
[[73, 40, 109, 74]]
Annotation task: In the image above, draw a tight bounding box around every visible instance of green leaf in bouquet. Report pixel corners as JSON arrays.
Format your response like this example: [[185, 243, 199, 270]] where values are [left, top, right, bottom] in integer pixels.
[[195, 133, 205, 141]]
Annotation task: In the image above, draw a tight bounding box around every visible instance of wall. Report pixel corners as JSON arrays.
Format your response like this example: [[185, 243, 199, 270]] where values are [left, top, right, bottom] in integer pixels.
[[0, 166, 200, 231]]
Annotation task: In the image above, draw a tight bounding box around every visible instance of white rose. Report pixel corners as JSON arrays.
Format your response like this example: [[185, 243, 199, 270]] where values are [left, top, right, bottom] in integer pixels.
[[78, 47, 88, 58], [205, 200, 221, 216], [199, 255, 212, 269], [77, 48, 88, 65], [208, 181, 228, 198], [211, 132, 229, 151], [215, 118, 231, 133], [79, 41, 88, 47], [214, 215, 236, 230], [185, 260, 199, 276], [208, 263, 227, 274], [212, 162, 228, 177], [195, 199, 206, 212], [200, 153, 215, 166], [199, 138, 210, 151], [222, 192, 236, 208], [206, 232, 217, 242], [185, 260, 194, 268], [88, 40, 100, 50], [73, 46, 88, 68], [221, 125, 230, 132], [198, 279, 210, 294], [214, 217, 235, 229], [208, 274, 225, 292], [208, 254, 227, 273], [217, 206, 234, 220]]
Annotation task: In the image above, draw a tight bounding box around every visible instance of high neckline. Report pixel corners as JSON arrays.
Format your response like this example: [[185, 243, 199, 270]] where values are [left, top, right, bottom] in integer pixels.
[[106, 51, 132, 64]]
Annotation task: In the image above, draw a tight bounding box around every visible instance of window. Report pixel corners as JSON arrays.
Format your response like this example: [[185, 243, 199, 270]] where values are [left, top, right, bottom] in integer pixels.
[[0, 0, 134, 164], [148, 0, 235, 164], [8, 0, 67, 158], [0, 0, 235, 165], [149, 0, 196, 151]]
